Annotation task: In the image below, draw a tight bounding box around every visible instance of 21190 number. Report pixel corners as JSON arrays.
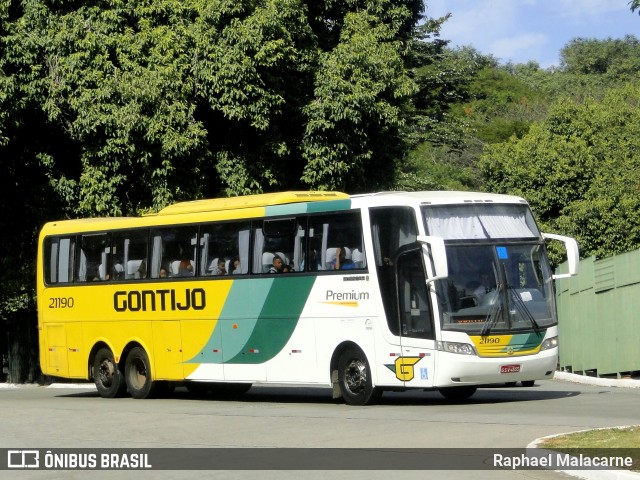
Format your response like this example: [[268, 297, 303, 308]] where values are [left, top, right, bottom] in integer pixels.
[[49, 297, 74, 309]]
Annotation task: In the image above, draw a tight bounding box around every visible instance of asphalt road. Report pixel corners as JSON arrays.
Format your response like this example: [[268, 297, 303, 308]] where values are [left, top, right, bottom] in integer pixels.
[[1, 377, 639, 480]]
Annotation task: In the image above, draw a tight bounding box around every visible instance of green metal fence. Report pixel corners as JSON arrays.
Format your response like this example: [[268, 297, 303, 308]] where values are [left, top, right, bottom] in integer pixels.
[[555, 250, 640, 378]]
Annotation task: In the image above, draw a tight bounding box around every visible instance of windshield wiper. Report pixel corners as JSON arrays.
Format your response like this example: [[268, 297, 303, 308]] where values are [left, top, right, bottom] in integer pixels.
[[509, 288, 540, 334], [480, 281, 503, 336]]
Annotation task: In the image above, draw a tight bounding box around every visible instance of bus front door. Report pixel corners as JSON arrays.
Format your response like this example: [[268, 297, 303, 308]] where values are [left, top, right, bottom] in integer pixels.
[[395, 249, 436, 389]]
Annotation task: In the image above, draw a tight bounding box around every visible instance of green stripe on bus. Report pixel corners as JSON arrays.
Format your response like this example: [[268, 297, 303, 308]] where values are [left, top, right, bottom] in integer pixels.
[[186, 277, 316, 364], [185, 280, 272, 364], [265, 199, 351, 216], [506, 332, 545, 351], [225, 276, 316, 364]]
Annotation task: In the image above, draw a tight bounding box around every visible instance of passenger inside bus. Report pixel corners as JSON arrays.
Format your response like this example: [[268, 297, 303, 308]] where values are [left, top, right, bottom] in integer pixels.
[[213, 258, 226, 275], [269, 255, 285, 274], [135, 260, 146, 279], [463, 268, 495, 306], [229, 258, 240, 275], [177, 259, 194, 276], [328, 247, 356, 270]]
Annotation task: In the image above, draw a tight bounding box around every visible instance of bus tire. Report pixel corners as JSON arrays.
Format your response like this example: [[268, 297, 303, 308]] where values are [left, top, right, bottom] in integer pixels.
[[93, 348, 125, 398], [124, 347, 156, 399], [337, 347, 381, 406], [438, 386, 477, 401]]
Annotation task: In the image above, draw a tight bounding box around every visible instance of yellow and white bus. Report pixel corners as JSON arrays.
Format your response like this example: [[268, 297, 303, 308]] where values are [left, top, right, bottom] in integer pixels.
[[37, 191, 578, 404]]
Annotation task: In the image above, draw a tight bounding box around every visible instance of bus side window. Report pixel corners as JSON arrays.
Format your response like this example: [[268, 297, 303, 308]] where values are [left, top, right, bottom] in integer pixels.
[[44, 236, 76, 284], [150, 226, 198, 278], [111, 229, 149, 281], [255, 217, 307, 274], [370, 207, 418, 334], [76, 233, 110, 282], [308, 211, 365, 271], [200, 221, 250, 276]]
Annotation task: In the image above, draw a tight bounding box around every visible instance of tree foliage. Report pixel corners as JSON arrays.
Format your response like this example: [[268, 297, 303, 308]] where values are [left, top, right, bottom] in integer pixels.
[[480, 84, 640, 260], [560, 35, 640, 79], [2, 0, 427, 217], [301, 9, 417, 191], [3, 1, 640, 380], [0, 0, 434, 381]]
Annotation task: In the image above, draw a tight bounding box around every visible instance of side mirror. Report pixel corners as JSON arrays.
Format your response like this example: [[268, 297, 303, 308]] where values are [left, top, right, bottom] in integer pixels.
[[542, 233, 579, 279], [417, 235, 449, 283]]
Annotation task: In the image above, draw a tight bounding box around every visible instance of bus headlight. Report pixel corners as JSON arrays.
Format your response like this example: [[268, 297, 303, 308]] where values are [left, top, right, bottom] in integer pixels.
[[541, 336, 558, 351], [437, 341, 477, 356]]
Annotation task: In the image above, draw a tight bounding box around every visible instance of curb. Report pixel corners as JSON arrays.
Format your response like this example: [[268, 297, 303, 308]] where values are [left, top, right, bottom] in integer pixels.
[[554, 371, 640, 389]]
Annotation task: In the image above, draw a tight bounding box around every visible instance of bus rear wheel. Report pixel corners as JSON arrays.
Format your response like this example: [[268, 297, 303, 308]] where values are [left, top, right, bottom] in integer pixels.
[[438, 386, 477, 401], [124, 347, 156, 399], [337, 347, 381, 406], [93, 348, 125, 398]]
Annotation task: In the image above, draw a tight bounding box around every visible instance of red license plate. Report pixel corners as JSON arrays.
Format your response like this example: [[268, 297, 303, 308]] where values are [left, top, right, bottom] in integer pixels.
[[500, 364, 521, 374]]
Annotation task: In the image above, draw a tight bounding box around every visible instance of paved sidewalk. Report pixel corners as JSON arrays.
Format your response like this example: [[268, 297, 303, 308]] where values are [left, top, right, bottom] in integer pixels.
[[553, 371, 640, 389]]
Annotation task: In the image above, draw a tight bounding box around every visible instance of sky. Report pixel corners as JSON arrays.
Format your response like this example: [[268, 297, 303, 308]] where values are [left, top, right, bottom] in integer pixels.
[[426, 0, 640, 68]]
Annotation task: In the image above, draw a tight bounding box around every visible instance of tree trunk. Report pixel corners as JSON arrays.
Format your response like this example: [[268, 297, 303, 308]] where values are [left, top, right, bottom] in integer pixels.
[[5, 308, 39, 384]]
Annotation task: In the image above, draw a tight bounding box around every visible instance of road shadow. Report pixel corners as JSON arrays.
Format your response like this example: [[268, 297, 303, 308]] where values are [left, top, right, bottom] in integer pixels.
[[55, 384, 580, 406]]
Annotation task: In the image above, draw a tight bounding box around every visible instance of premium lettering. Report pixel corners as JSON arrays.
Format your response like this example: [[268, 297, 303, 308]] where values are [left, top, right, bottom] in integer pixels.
[[114, 288, 206, 312], [325, 290, 369, 301]]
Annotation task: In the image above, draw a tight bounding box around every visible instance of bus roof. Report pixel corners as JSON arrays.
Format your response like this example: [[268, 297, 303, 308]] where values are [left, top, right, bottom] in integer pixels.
[[39, 191, 351, 235], [39, 190, 528, 236], [350, 190, 528, 206], [156, 191, 349, 216]]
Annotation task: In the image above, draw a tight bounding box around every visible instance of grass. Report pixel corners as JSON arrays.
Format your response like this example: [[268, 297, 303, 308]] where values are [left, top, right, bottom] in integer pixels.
[[536, 425, 640, 471]]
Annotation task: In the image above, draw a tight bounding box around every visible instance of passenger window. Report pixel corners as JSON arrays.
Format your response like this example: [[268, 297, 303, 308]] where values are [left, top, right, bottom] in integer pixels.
[[150, 226, 198, 278], [200, 221, 250, 276], [308, 211, 366, 271], [111, 229, 149, 281], [44, 236, 76, 284], [253, 217, 306, 274], [76, 233, 111, 282], [370, 207, 417, 267]]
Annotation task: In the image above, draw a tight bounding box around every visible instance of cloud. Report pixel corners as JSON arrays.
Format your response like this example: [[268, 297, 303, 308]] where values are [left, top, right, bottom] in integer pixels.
[[426, 0, 638, 67], [427, 0, 520, 47], [551, 0, 628, 18], [489, 33, 549, 64]]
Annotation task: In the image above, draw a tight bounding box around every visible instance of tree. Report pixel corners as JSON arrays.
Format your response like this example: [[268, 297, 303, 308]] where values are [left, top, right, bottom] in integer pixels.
[[0, 0, 431, 381], [394, 41, 492, 191], [480, 84, 640, 261], [301, 9, 418, 191], [559, 36, 640, 79]]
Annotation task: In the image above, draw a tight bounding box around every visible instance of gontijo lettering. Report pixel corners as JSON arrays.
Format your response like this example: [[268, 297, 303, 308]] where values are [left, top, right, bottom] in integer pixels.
[[114, 288, 206, 312]]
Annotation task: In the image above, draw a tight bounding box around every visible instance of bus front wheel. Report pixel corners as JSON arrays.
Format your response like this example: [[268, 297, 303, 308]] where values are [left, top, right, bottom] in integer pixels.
[[337, 347, 381, 406], [124, 347, 156, 399], [93, 348, 125, 398]]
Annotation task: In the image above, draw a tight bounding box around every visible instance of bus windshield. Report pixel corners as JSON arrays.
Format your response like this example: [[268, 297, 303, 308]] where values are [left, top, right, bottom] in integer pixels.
[[436, 243, 556, 334], [422, 204, 555, 334]]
